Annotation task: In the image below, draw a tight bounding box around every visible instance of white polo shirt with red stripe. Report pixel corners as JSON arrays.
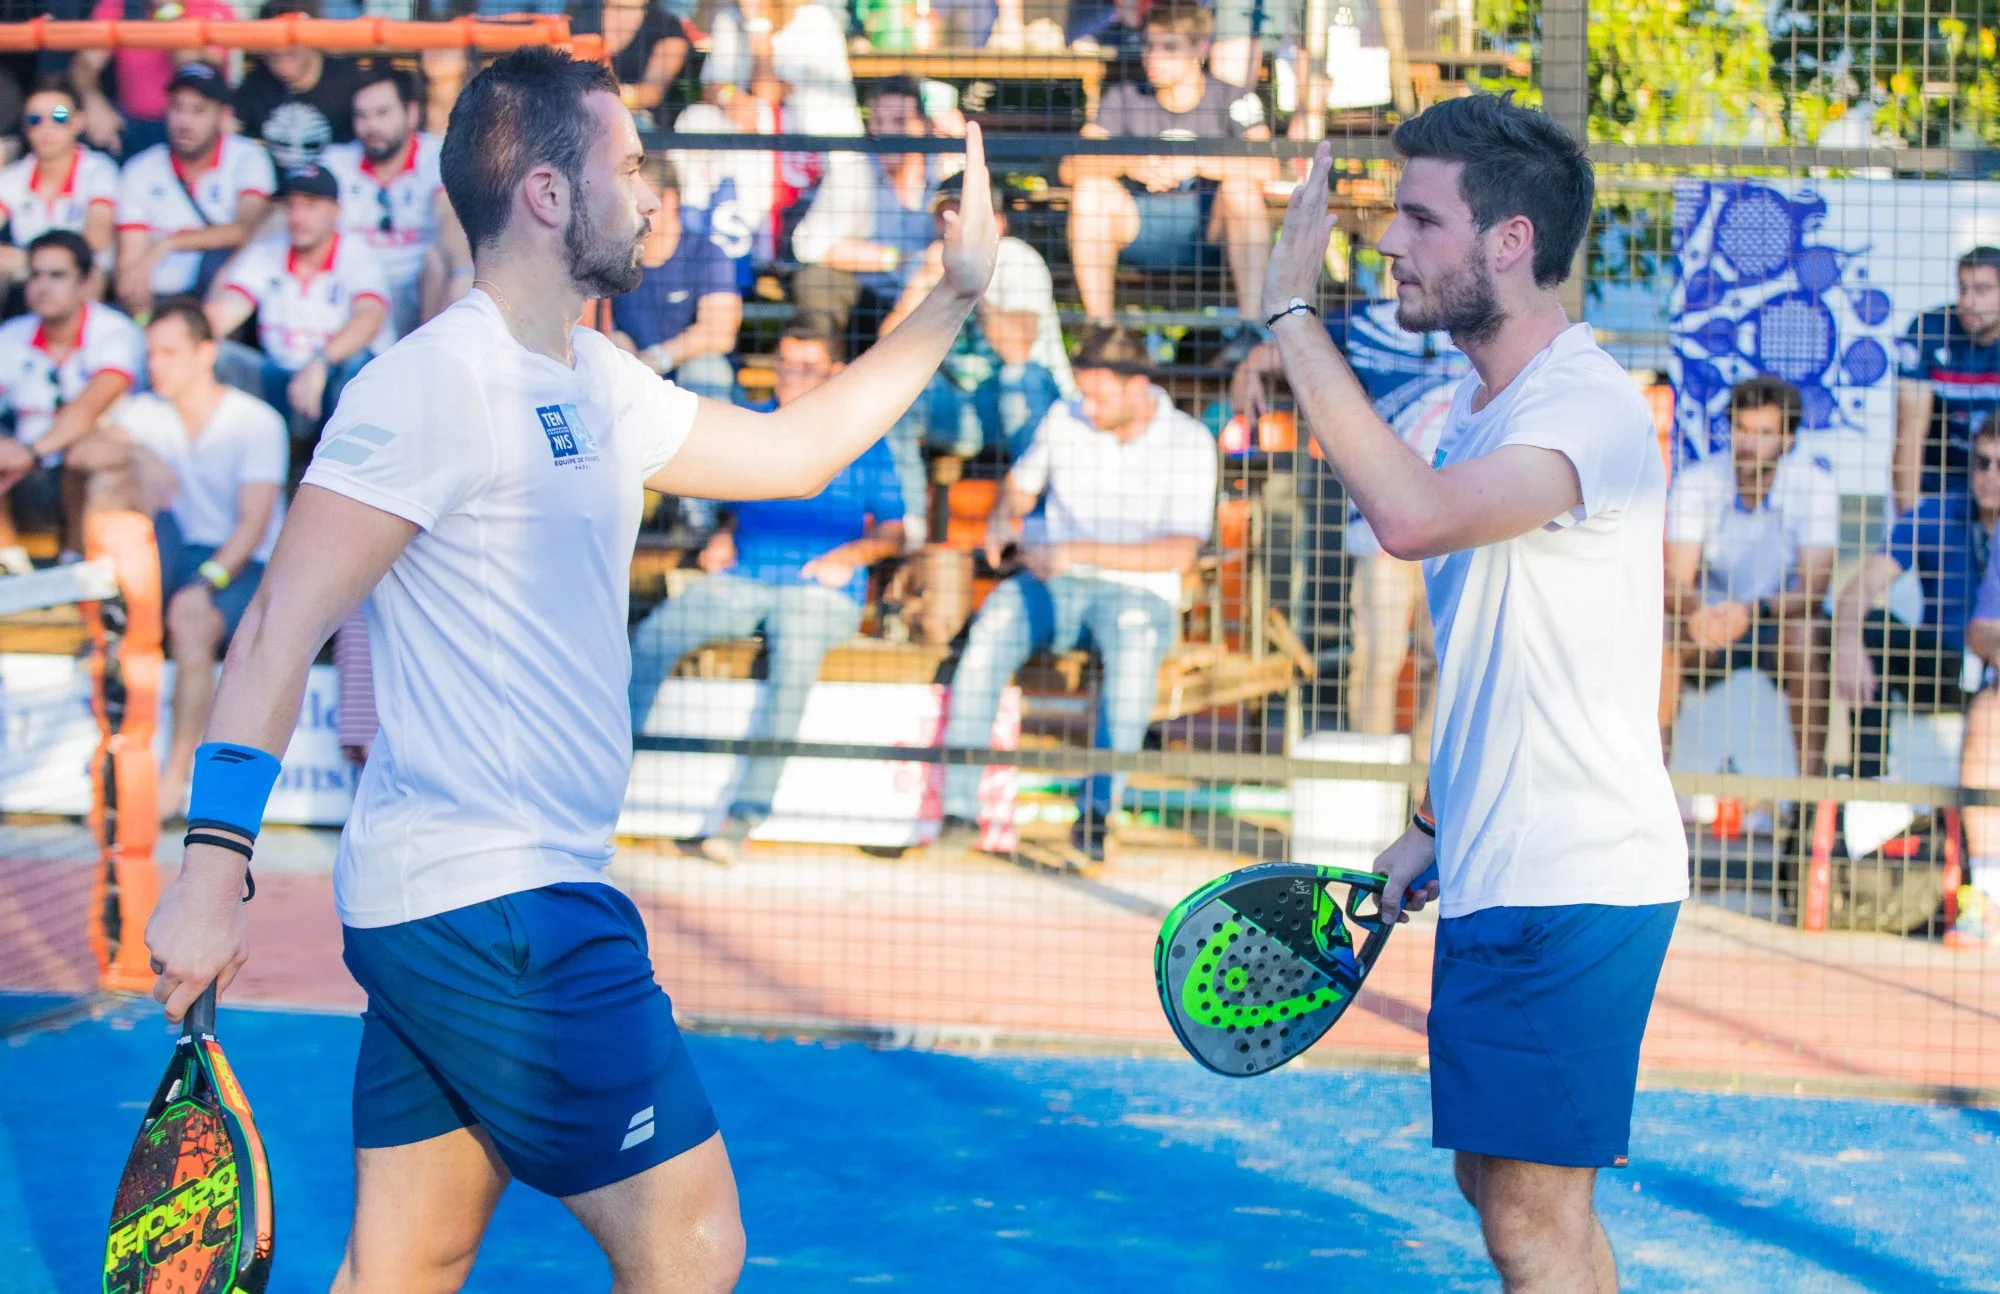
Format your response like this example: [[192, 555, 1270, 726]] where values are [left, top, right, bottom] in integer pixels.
[[0, 302, 143, 450], [219, 234, 393, 372], [322, 133, 443, 332], [116, 135, 277, 295], [0, 148, 120, 249]]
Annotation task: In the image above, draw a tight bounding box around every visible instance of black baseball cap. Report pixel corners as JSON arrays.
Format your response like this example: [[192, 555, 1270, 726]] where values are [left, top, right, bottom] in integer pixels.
[[278, 163, 340, 201], [929, 170, 1003, 216], [167, 62, 231, 104]]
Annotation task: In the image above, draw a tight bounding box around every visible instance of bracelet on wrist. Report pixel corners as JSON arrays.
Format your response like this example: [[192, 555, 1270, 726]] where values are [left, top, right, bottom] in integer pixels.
[[1413, 804, 1437, 838], [1263, 296, 1318, 329]]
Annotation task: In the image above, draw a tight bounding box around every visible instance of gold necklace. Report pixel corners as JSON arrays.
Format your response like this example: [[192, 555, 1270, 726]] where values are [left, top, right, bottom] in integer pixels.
[[473, 278, 575, 368]]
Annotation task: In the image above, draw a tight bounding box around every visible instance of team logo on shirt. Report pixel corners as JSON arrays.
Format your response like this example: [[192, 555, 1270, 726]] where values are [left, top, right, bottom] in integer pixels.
[[536, 403, 599, 466]]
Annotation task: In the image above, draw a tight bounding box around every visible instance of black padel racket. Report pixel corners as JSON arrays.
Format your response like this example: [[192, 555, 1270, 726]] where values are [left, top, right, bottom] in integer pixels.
[[104, 984, 273, 1293], [1156, 861, 1435, 1076]]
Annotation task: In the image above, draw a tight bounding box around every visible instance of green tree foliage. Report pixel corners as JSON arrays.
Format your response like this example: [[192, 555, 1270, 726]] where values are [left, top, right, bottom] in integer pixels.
[[1771, 0, 2000, 146]]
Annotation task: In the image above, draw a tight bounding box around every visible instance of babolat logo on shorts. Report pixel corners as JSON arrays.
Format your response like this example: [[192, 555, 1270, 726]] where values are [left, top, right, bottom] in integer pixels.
[[535, 403, 599, 466]]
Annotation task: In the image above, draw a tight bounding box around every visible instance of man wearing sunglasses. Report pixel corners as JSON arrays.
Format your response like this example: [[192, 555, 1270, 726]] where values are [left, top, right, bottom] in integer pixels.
[[322, 65, 450, 341], [0, 84, 120, 289]]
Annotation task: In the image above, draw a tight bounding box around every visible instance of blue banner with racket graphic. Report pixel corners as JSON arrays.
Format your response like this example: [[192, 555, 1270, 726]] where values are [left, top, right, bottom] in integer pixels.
[[1670, 178, 2000, 494]]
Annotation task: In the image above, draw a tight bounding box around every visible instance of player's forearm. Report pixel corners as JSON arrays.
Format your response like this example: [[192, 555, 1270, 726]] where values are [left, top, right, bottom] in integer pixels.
[[322, 305, 383, 365], [202, 592, 330, 763], [1272, 312, 1433, 551]]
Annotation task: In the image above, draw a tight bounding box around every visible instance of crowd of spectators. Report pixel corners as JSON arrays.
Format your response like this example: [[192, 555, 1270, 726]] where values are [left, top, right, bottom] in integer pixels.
[[1, 3, 1997, 925]]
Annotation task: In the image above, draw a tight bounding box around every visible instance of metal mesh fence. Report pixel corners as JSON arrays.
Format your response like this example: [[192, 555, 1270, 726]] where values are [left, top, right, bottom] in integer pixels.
[[0, 4, 1994, 1100]]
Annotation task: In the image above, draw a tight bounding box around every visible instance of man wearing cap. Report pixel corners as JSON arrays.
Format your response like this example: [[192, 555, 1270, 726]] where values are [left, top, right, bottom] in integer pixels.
[[204, 162, 390, 445], [880, 170, 1076, 507], [114, 63, 277, 317]]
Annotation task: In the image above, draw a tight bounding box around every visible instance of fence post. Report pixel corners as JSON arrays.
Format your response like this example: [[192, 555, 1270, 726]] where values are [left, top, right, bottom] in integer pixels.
[[1539, 0, 1590, 319]]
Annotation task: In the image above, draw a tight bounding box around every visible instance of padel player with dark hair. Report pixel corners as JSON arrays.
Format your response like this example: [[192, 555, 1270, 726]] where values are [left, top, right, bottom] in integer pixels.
[[141, 46, 998, 1291], [1260, 95, 1688, 1290]]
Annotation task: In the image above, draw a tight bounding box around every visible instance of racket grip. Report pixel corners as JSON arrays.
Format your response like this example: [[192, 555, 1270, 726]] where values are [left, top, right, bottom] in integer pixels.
[[185, 982, 218, 1038], [1404, 863, 1439, 900]]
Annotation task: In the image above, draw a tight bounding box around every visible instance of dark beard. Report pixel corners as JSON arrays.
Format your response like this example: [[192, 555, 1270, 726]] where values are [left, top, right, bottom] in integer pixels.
[[1396, 249, 1505, 348], [564, 197, 644, 297], [363, 133, 409, 166]]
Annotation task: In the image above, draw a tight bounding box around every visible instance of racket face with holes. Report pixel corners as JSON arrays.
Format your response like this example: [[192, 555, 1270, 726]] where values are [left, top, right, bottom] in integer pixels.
[[104, 998, 272, 1293], [1155, 862, 1390, 1077]]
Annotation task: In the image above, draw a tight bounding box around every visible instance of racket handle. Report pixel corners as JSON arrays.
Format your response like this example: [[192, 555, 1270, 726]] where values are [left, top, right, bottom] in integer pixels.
[[1404, 863, 1439, 900], [185, 982, 218, 1039]]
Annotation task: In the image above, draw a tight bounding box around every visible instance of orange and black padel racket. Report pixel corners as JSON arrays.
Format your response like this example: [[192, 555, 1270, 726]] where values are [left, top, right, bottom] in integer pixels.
[[103, 984, 273, 1293]]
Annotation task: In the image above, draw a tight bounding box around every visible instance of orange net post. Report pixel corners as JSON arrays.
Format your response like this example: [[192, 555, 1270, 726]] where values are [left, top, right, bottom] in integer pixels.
[[82, 512, 164, 995]]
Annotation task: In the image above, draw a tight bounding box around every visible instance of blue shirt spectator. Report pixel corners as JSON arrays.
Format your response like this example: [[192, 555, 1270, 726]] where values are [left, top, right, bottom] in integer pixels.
[[1884, 493, 1989, 655], [1895, 252, 2000, 506], [612, 157, 743, 406], [730, 435, 904, 603]]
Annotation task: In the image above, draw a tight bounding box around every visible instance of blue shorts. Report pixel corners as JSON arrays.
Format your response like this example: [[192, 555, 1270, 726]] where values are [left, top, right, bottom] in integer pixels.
[[341, 881, 718, 1198], [1428, 901, 1679, 1168], [155, 511, 263, 638], [1123, 182, 1224, 270]]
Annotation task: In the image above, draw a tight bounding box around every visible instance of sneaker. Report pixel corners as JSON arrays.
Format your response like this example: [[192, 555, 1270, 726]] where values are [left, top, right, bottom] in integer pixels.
[[1945, 886, 2000, 949], [0, 546, 30, 576]]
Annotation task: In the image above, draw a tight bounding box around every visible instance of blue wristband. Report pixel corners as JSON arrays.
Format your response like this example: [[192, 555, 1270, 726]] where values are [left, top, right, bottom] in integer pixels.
[[187, 742, 284, 840]]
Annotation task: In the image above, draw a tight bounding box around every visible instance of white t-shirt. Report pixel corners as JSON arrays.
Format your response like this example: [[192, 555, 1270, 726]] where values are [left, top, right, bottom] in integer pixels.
[[0, 149, 120, 248], [1664, 447, 1840, 604], [116, 136, 276, 294], [302, 292, 699, 928], [987, 236, 1076, 397], [115, 388, 289, 561], [0, 303, 144, 449], [1013, 386, 1217, 606], [219, 234, 394, 371], [321, 134, 444, 332], [1421, 323, 1688, 916]]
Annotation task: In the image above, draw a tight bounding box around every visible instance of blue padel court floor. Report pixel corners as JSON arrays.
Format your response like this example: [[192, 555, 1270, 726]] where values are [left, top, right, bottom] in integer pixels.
[[5, 1001, 1997, 1293]]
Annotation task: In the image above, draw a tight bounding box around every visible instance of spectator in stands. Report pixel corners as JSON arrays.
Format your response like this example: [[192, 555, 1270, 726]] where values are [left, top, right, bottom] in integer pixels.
[[1949, 452, 2000, 948], [700, 0, 860, 138], [937, 325, 1217, 863], [792, 77, 943, 356], [234, 0, 368, 170], [1836, 416, 2000, 780], [1064, 0, 1276, 328], [878, 170, 1076, 534], [611, 156, 742, 406], [90, 299, 286, 820], [581, 0, 692, 126], [627, 321, 905, 865], [322, 65, 450, 338], [205, 162, 389, 443], [0, 82, 120, 290], [0, 231, 143, 571], [114, 63, 276, 316], [1663, 376, 1838, 778], [73, 0, 234, 159], [1069, 0, 1152, 91], [1232, 298, 1466, 737], [1896, 246, 2000, 514]]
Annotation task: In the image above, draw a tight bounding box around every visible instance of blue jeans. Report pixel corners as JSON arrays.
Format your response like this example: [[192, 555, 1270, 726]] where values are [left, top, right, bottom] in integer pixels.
[[215, 340, 370, 444], [899, 363, 1063, 464], [941, 574, 1177, 821], [628, 574, 863, 822]]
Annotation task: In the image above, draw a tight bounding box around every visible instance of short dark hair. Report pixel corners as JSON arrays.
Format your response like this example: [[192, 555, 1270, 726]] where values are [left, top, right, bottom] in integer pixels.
[[1959, 246, 2000, 281], [1143, 0, 1214, 43], [149, 296, 215, 345], [1391, 93, 1593, 289], [25, 230, 92, 277], [1730, 375, 1801, 435], [27, 76, 78, 107], [354, 61, 421, 110], [439, 47, 621, 254], [258, 0, 320, 19], [779, 320, 844, 365], [867, 76, 925, 110], [1073, 323, 1152, 375]]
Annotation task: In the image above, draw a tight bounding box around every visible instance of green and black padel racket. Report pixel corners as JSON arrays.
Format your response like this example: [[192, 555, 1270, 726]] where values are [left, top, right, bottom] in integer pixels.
[[1156, 861, 1436, 1076]]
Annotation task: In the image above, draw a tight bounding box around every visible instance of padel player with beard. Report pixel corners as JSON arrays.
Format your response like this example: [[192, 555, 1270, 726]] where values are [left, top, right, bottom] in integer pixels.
[[142, 48, 999, 1292], [1251, 95, 1688, 1292]]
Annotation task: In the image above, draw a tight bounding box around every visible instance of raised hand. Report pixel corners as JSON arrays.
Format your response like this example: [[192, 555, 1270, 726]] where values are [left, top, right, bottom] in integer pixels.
[[1262, 140, 1341, 321], [938, 123, 1000, 303]]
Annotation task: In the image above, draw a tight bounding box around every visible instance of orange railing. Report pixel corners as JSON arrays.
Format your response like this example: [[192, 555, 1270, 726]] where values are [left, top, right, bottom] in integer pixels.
[[0, 15, 605, 60]]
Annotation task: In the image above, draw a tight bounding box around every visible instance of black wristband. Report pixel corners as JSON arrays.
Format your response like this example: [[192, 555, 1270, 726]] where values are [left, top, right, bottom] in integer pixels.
[[184, 830, 256, 902], [1412, 813, 1436, 838]]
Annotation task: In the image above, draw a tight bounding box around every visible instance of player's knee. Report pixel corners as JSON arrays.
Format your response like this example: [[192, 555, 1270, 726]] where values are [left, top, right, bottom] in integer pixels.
[[334, 1245, 479, 1294], [609, 1208, 746, 1294], [1477, 1187, 1593, 1284], [166, 599, 223, 655]]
